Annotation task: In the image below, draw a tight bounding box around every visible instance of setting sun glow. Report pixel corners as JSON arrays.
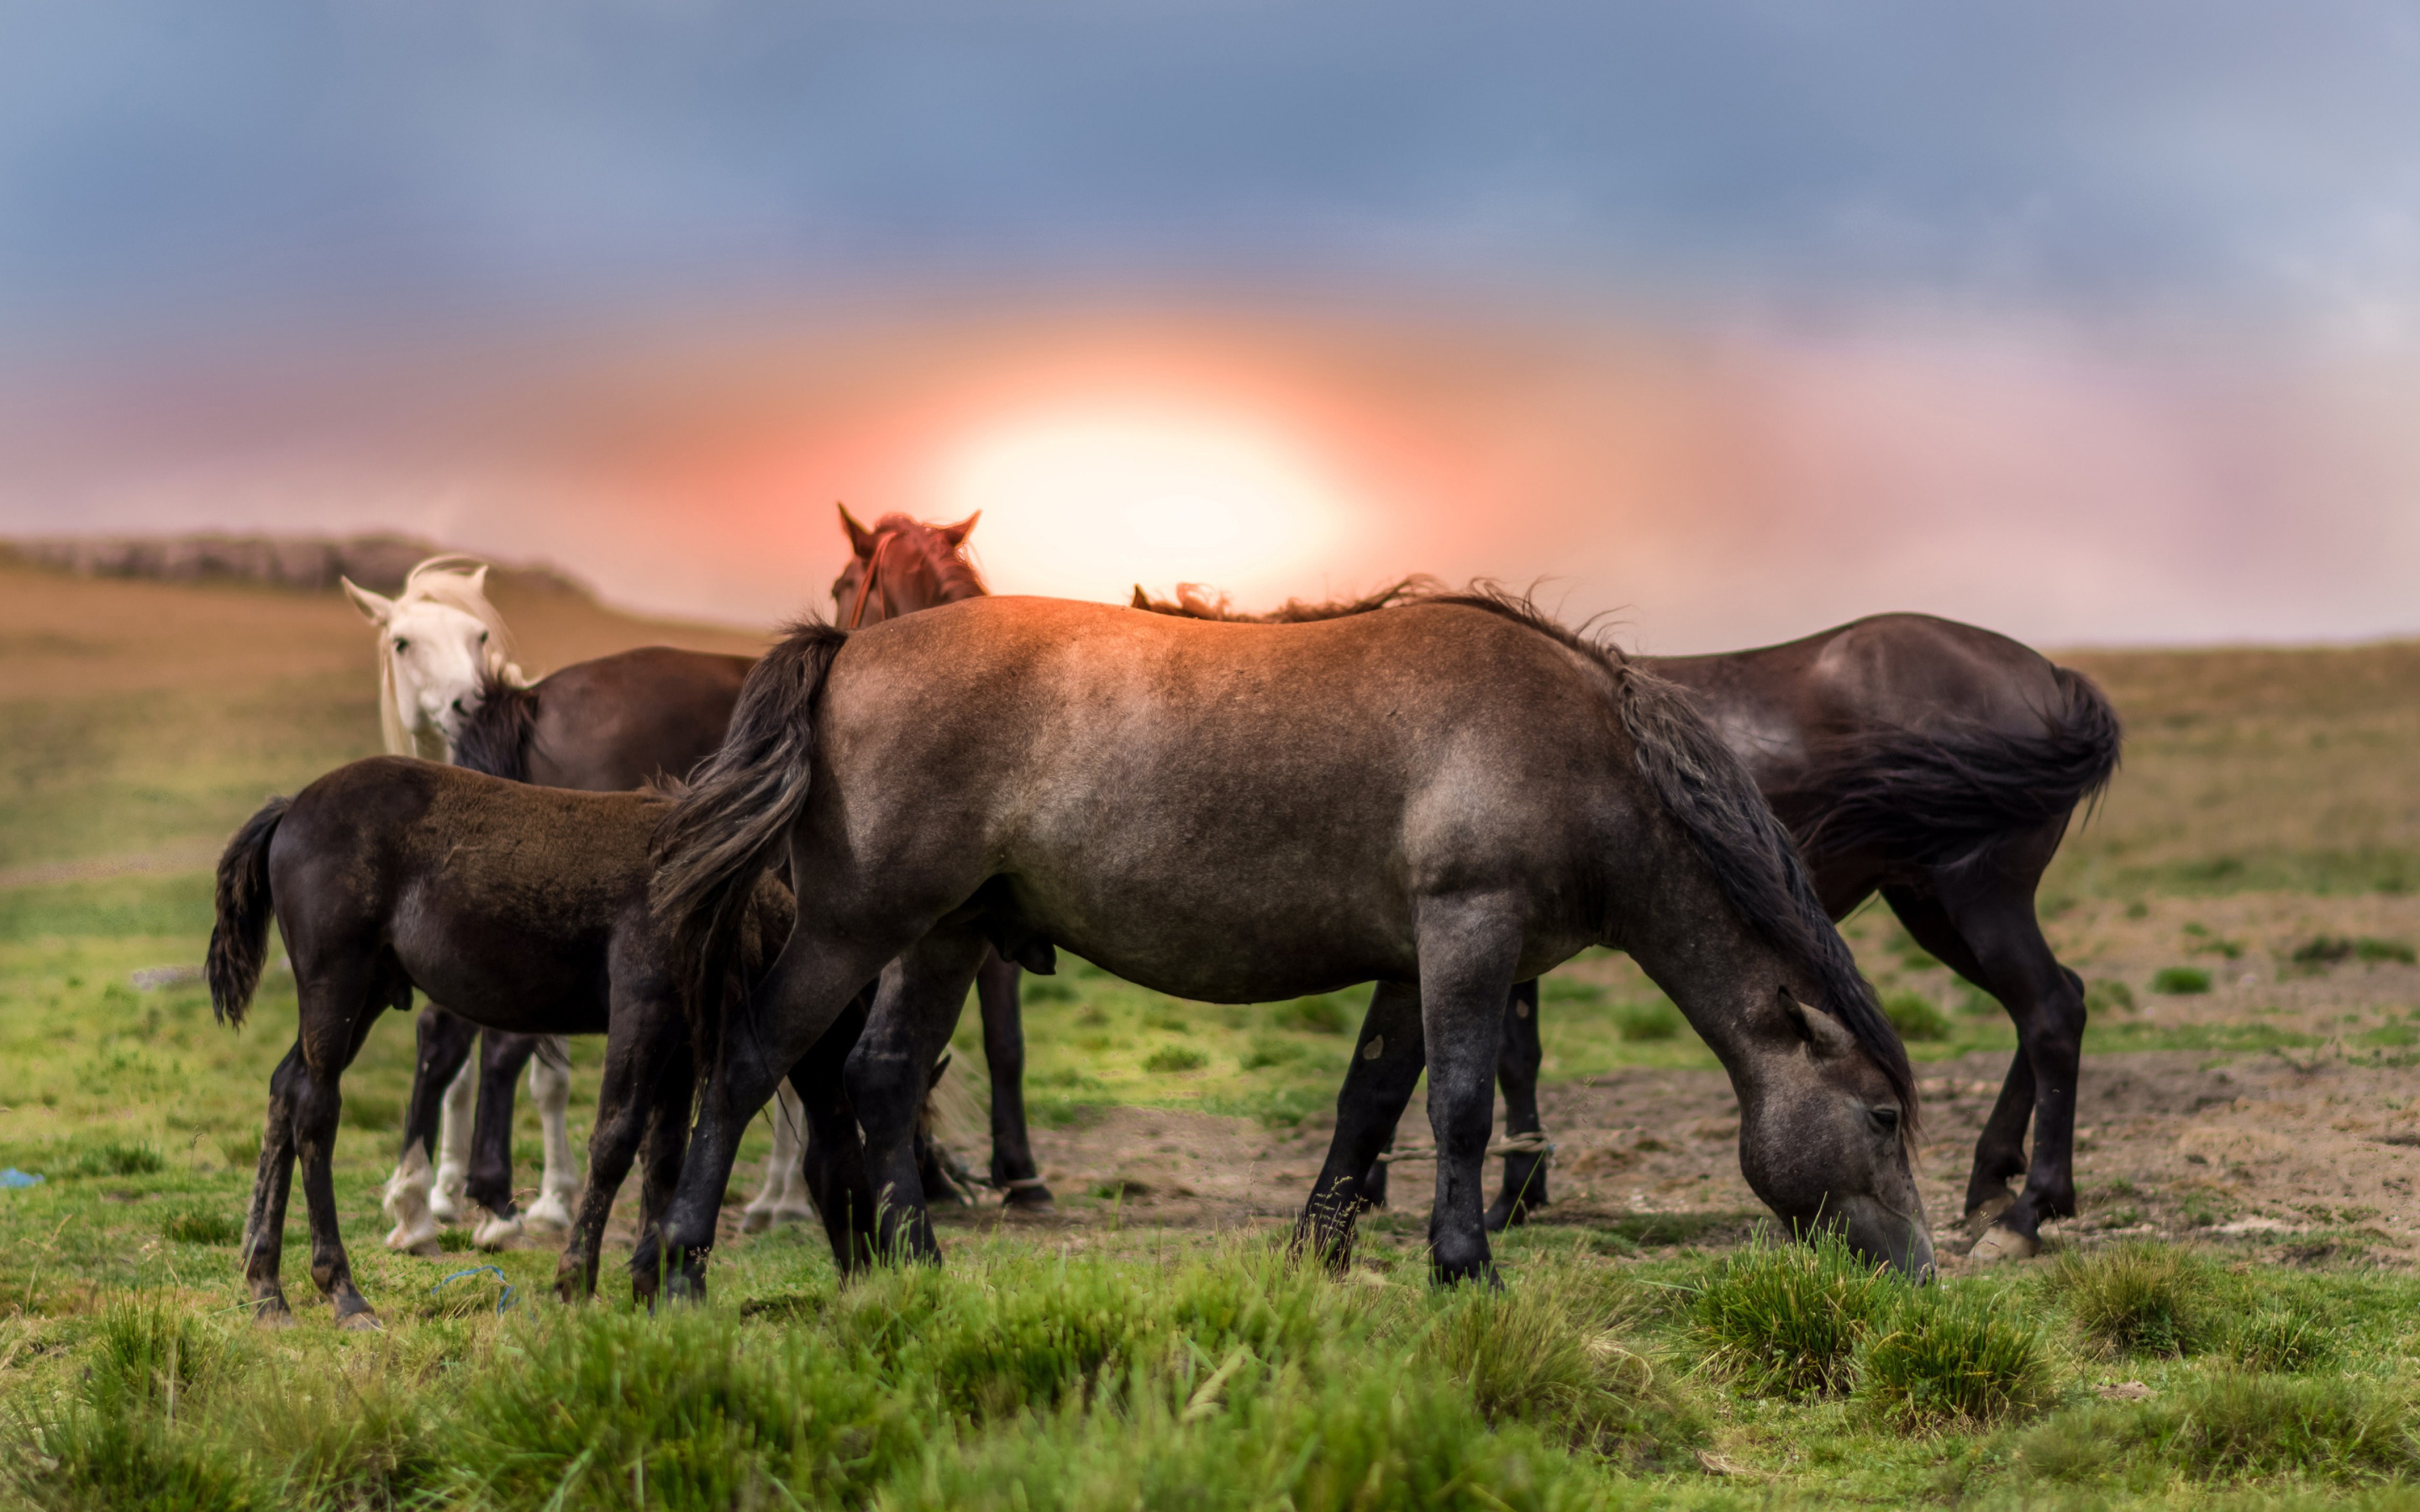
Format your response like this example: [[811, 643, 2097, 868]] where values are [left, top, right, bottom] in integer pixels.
[[940, 410, 1349, 604]]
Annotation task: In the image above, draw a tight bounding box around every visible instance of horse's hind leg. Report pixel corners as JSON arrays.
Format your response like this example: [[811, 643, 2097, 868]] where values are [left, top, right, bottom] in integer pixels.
[[431, 1042, 475, 1224], [1301, 981, 1427, 1267], [385, 1005, 476, 1254], [523, 1037, 580, 1233], [294, 964, 396, 1330], [794, 991, 881, 1273], [557, 1004, 683, 1300], [244, 1044, 307, 1325], [1886, 834, 2085, 1258], [975, 948, 1053, 1210], [847, 930, 991, 1265], [636, 931, 904, 1303], [468, 1032, 540, 1249], [1486, 979, 1549, 1231]]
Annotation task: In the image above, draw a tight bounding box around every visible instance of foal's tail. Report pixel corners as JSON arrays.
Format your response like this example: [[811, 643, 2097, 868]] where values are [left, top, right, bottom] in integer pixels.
[[1790, 664, 2123, 874], [207, 795, 291, 1027], [650, 621, 850, 1059]]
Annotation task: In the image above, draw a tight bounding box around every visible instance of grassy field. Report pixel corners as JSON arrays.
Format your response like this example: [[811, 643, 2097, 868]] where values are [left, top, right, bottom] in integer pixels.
[[3, 557, 2417, 1509]]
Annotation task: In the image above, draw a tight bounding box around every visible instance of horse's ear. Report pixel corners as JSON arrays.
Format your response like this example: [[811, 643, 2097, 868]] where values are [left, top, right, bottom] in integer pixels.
[[837, 502, 878, 559], [937, 511, 980, 548], [466, 564, 490, 595], [1131, 585, 1152, 609], [1781, 990, 1860, 1058], [342, 577, 395, 627]]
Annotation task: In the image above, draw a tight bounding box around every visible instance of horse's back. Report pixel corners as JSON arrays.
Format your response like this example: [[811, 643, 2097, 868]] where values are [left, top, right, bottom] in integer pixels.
[[527, 647, 757, 791], [805, 597, 1628, 995]]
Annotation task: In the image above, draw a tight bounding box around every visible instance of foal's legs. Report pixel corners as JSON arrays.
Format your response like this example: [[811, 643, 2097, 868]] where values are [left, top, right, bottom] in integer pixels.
[[1484, 979, 1549, 1231], [383, 1005, 478, 1254], [244, 1045, 306, 1323], [1298, 981, 1428, 1265], [845, 929, 992, 1263], [431, 1052, 475, 1223], [974, 948, 1053, 1208], [1884, 828, 2085, 1257]]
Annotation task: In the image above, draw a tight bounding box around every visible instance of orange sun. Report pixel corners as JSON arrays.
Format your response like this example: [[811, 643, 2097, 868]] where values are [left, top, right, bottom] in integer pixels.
[[938, 407, 1349, 603]]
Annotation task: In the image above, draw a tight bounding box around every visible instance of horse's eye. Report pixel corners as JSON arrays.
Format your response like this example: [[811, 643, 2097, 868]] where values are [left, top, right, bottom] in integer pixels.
[[1870, 1106, 1902, 1136], [479, 630, 489, 643], [393, 638, 409, 654]]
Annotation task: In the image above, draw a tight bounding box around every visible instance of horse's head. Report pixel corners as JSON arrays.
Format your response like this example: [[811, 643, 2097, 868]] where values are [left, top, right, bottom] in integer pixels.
[[345, 561, 513, 758], [1737, 989, 1934, 1278], [830, 504, 986, 628]]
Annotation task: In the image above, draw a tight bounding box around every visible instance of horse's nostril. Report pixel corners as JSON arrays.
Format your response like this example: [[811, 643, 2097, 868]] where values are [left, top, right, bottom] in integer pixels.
[[450, 698, 466, 714]]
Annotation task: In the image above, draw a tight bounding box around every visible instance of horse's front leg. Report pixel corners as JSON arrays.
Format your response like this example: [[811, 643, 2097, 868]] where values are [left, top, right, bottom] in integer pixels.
[[468, 1032, 538, 1249], [1485, 979, 1550, 1231], [557, 1005, 680, 1300]]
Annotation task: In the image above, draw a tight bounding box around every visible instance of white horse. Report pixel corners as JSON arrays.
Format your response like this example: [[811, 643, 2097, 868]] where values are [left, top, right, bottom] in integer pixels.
[[344, 555, 819, 1247], [343, 557, 580, 1252]]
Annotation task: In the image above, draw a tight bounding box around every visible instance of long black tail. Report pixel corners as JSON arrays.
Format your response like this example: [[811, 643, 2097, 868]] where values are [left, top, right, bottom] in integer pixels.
[[450, 669, 539, 783], [1790, 665, 2123, 874], [207, 795, 291, 1027], [650, 620, 850, 1065]]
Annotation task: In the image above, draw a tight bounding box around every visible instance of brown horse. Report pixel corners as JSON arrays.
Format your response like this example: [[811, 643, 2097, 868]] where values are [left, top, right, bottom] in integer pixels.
[[1135, 590, 2117, 1260], [641, 589, 1929, 1299]]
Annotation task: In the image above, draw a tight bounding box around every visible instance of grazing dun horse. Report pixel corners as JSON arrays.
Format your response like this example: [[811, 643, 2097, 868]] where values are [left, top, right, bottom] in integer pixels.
[[640, 590, 1931, 1301], [340, 558, 580, 1251]]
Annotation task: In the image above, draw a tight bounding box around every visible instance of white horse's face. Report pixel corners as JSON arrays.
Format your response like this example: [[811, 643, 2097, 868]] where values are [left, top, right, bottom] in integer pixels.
[[346, 581, 494, 748]]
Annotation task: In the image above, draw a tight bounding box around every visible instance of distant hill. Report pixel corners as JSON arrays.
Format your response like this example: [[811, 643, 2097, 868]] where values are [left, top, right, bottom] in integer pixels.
[[5, 532, 587, 596]]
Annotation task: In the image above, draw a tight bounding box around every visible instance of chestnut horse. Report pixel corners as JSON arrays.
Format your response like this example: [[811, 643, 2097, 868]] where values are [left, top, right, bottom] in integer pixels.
[[641, 590, 1930, 1300]]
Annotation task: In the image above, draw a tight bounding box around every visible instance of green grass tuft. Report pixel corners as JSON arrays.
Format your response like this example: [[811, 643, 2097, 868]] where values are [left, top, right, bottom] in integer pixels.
[[1851, 1286, 2057, 1431], [2049, 1240, 2217, 1358], [2150, 966, 2212, 995], [1274, 994, 1351, 1035], [1691, 1232, 1899, 1398], [1142, 1045, 1207, 1074], [1612, 999, 1683, 1042], [1880, 990, 1952, 1042], [160, 1207, 243, 1247], [62, 1138, 165, 1179], [2218, 1303, 2334, 1373], [2020, 1370, 2420, 1485], [2085, 978, 2136, 1014]]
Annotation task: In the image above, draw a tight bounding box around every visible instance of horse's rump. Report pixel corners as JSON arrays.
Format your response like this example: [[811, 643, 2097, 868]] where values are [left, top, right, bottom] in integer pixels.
[[1785, 664, 2122, 872]]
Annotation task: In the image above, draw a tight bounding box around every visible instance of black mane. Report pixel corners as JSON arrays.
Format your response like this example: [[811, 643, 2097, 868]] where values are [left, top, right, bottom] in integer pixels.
[[451, 669, 539, 784]]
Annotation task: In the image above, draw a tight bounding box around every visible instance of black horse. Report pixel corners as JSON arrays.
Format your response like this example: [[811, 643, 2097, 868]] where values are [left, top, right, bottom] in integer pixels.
[[642, 589, 1930, 1300], [208, 759, 802, 1326], [1323, 612, 2117, 1259]]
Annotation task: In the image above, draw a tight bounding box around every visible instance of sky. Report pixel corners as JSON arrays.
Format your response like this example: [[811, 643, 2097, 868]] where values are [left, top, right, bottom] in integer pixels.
[[3, 2, 2417, 648]]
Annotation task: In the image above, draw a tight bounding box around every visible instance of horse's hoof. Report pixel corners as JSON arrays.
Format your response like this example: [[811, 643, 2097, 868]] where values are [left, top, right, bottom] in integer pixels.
[[1968, 1224, 2041, 1263], [1002, 1188, 1056, 1215], [739, 1209, 772, 1234], [523, 1195, 575, 1234], [384, 1221, 441, 1255], [1963, 1189, 2018, 1238], [252, 1305, 296, 1330], [335, 1309, 384, 1333], [472, 1215, 529, 1251]]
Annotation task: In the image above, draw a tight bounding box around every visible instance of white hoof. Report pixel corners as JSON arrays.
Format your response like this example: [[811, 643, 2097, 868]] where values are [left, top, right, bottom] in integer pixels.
[[1969, 1224, 2042, 1263], [472, 1211, 529, 1251], [429, 1189, 464, 1225], [523, 1190, 575, 1234]]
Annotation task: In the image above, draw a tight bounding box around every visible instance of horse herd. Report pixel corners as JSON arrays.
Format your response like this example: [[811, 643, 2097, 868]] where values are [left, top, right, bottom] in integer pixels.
[[203, 508, 2119, 1327]]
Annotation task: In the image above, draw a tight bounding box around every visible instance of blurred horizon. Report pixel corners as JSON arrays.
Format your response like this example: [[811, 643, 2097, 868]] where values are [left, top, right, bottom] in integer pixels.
[[4, 3, 2417, 650]]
